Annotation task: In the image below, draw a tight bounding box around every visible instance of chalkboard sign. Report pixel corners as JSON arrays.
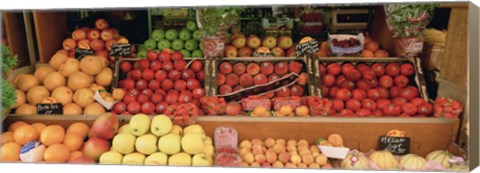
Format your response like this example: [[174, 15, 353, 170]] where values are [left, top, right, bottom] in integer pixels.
[[75, 48, 94, 60], [109, 43, 132, 57], [253, 52, 274, 57], [295, 39, 319, 57], [378, 136, 410, 155], [37, 103, 63, 115]]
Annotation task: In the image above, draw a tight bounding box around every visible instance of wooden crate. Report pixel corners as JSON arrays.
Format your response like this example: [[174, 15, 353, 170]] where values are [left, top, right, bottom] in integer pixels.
[[3, 12, 30, 67], [33, 11, 67, 63]]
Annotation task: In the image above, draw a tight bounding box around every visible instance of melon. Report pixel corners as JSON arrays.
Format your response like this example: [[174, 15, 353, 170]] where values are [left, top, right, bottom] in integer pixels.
[[79, 55, 103, 75], [58, 58, 80, 77], [43, 71, 66, 91], [26, 86, 50, 105], [16, 74, 39, 92], [51, 86, 73, 105], [83, 103, 106, 115], [426, 150, 453, 168], [90, 83, 106, 93], [95, 68, 113, 86], [49, 53, 68, 70], [451, 165, 469, 172], [369, 150, 399, 170], [340, 150, 371, 170], [399, 154, 426, 170], [68, 71, 93, 91], [15, 104, 37, 115], [63, 103, 83, 115], [34, 66, 55, 84], [73, 88, 94, 108], [14, 90, 26, 109]]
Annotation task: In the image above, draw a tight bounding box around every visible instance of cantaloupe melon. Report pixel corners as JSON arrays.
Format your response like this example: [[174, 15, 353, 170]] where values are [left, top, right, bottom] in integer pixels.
[[15, 104, 37, 115], [63, 103, 83, 115], [83, 103, 105, 115], [68, 71, 93, 91], [95, 68, 113, 86], [17, 74, 39, 92], [79, 56, 103, 75], [34, 66, 55, 84], [73, 88, 94, 108], [369, 150, 399, 170], [58, 58, 80, 77], [43, 72, 66, 91], [49, 53, 68, 70], [26, 86, 50, 105], [14, 90, 26, 109], [51, 86, 73, 105]]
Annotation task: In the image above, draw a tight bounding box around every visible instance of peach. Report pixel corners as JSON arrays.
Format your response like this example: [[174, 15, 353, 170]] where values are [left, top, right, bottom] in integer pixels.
[[309, 163, 320, 168], [312, 151, 320, 158], [297, 139, 309, 148], [290, 154, 301, 164], [241, 162, 249, 167], [63, 38, 77, 51], [254, 154, 266, 164], [90, 39, 105, 51], [246, 63, 260, 76], [322, 163, 333, 169], [261, 146, 268, 153], [251, 138, 263, 145], [240, 140, 252, 149], [239, 148, 251, 156], [301, 154, 314, 164], [278, 151, 291, 164], [268, 74, 281, 82], [297, 163, 308, 168], [100, 29, 114, 41], [238, 47, 253, 57], [297, 145, 309, 151], [260, 62, 274, 75], [86, 29, 100, 40], [105, 39, 116, 50], [287, 145, 297, 152], [315, 154, 327, 165], [233, 63, 246, 75], [265, 149, 277, 163], [77, 39, 91, 49], [224, 45, 238, 57], [272, 143, 285, 154], [288, 61, 303, 74], [218, 85, 233, 95], [253, 74, 268, 85], [287, 139, 297, 147], [261, 162, 271, 168], [219, 62, 233, 74], [285, 162, 297, 168], [72, 29, 87, 40], [275, 139, 286, 145], [95, 18, 109, 30], [250, 162, 260, 167], [252, 143, 263, 152], [239, 74, 254, 87], [272, 161, 284, 168], [299, 149, 311, 156], [297, 73, 308, 86], [216, 73, 226, 85], [274, 62, 288, 75], [309, 145, 320, 153], [242, 152, 255, 164], [225, 73, 239, 87], [264, 138, 275, 148], [289, 151, 299, 156]]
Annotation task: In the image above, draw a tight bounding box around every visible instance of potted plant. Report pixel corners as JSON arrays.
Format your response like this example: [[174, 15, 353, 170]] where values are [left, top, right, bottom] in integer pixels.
[[1, 45, 18, 120], [384, 3, 438, 57], [196, 7, 244, 58]]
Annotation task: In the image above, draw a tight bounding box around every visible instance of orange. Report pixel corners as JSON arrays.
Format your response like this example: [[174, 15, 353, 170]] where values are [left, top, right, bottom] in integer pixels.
[[252, 106, 269, 116], [8, 121, 28, 132], [317, 49, 329, 57], [0, 142, 21, 162], [13, 125, 39, 145], [374, 49, 389, 58], [361, 50, 374, 57], [1, 132, 15, 145], [279, 105, 293, 116], [40, 125, 65, 146], [63, 133, 83, 151], [327, 134, 344, 147], [295, 106, 310, 117], [31, 123, 47, 134], [68, 151, 84, 163], [43, 143, 70, 163], [364, 36, 372, 44], [66, 122, 89, 139], [365, 41, 379, 52]]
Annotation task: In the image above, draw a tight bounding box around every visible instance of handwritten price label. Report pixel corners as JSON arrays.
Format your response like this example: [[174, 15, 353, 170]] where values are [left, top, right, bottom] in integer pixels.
[[37, 103, 63, 115], [109, 43, 132, 57], [379, 136, 410, 155], [75, 48, 94, 60]]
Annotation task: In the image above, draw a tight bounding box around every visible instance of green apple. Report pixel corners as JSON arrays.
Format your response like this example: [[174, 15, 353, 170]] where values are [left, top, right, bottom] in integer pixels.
[[137, 44, 147, 52], [118, 124, 131, 134], [181, 133, 205, 155], [144, 152, 168, 165], [150, 115, 173, 137], [157, 40, 171, 50], [135, 134, 158, 155], [191, 50, 203, 58], [199, 41, 203, 50], [179, 50, 191, 57], [192, 30, 201, 40], [99, 151, 123, 164], [171, 39, 184, 51], [192, 153, 213, 166], [165, 29, 178, 41], [122, 152, 146, 165], [137, 49, 147, 58], [112, 133, 136, 154], [158, 133, 181, 155], [179, 29, 191, 41], [144, 39, 157, 50], [129, 114, 151, 136], [185, 21, 197, 31], [184, 39, 198, 51], [151, 29, 165, 41], [168, 152, 191, 166]]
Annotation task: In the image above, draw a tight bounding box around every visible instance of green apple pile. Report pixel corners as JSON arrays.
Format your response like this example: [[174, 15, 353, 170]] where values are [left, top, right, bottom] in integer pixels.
[[137, 21, 203, 58], [98, 114, 215, 166]]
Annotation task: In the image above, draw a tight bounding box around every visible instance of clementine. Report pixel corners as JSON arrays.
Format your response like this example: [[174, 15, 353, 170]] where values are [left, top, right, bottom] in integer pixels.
[[8, 121, 28, 132], [295, 106, 310, 117], [14, 125, 39, 145], [68, 151, 84, 163], [40, 125, 65, 146], [43, 144, 70, 163], [365, 41, 379, 52], [63, 133, 83, 151], [0, 142, 21, 162], [361, 50, 374, 57], [374, 49, 389, 58], [31, 123, 47, 134], [66, 122, 89, 139], [1, 132, 15, 146]]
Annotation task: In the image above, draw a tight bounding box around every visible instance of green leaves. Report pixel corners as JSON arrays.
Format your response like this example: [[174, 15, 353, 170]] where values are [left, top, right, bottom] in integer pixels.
[[384, 4, 439, 38], [2, 78, 16, 110], [1, 45, 18, 74], [196, 7, 245, 37]]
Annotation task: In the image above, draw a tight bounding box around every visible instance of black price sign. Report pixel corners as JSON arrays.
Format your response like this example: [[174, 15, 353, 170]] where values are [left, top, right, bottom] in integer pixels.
[[295, 39, 319, 57], [37, 103, 63, 115], [109, 43, 131, 57], [253, 52, 274, 57], [379, 136, 410, 155], [75, 48, 94, 60]]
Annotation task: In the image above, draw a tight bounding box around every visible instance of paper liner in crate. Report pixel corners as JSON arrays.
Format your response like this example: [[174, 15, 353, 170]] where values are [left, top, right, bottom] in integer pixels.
[[271, 96, 302, 110], [318, 145, 350, 159], [328, 33, 365, 55], [93, 90, 119, 110]]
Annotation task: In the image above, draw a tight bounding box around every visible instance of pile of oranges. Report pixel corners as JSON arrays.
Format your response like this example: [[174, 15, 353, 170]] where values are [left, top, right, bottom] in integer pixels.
[[361, 35, 389, 58], [1, 121, 90, 163]]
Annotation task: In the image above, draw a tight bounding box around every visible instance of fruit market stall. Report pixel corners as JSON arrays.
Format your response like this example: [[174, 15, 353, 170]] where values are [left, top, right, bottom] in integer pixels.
[[0, 2, 473, 172]]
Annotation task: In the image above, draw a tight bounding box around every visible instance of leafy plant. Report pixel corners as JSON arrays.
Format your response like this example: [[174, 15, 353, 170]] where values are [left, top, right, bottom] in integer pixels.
[[196, 7, 245, 37], [2, 45, 18, 74], [2, 78, 16, 110], [385, 4, 438, 38]]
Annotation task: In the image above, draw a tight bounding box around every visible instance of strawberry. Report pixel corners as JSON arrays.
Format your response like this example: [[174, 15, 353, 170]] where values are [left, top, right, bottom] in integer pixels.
[[346, 99, 361, 111], [341, 63, 355, 75], [362, 69, 376, 80], [329, 86, 339, 98], [361, 99, 377, 110], [410, 98, 426, 106], [392, 97, 407, 106], [389, 86, 402, 98], [355, 109, 372, 117], [335, 88, 352, 101], [377, 88, 389, 99], [383, 104, 401, 117], [400, 63, 415, 76], [400, 86, 419, 100], [352, 89, 367, 100], [379, 75, 393, 88], [336, 75, 347, 87], [394, 75, 409, 88], [332, 99, 345, 111], [401, 103, 418, 115], [385, 63, 400, 76], [371, 63, 385, 76], [356, 63, 370, 72], [341, 80, 356, 90], [346, 69, 362, 81], [357, 80, 371, 91], [372, 109, 384, 117], [367, 89, 381, 101], [376, 99, 391, 109]]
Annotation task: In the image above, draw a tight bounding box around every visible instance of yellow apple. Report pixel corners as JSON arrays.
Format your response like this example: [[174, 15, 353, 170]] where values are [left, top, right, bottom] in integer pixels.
[[112, 133, 136, 154], [150, 115, 172, 137], [135, 134, 158, 155], [129, 114, 151, 136]]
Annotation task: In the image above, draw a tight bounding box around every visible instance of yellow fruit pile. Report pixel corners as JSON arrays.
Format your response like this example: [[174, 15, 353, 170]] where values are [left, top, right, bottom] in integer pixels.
[[238, 138, 332, 169], [315, 133, 345, 147], [274, 105, 310, 117], [1, 121, 90, 163], [100, 114, 214, 166]]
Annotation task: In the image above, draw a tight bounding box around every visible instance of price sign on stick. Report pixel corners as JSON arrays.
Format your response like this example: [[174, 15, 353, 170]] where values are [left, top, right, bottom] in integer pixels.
[[37, 103, 63, 115], [109, 43, 132, 57], [295, 37, 319, 57], [75, 48, 94, 60], [378, 136, 410, 155]]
